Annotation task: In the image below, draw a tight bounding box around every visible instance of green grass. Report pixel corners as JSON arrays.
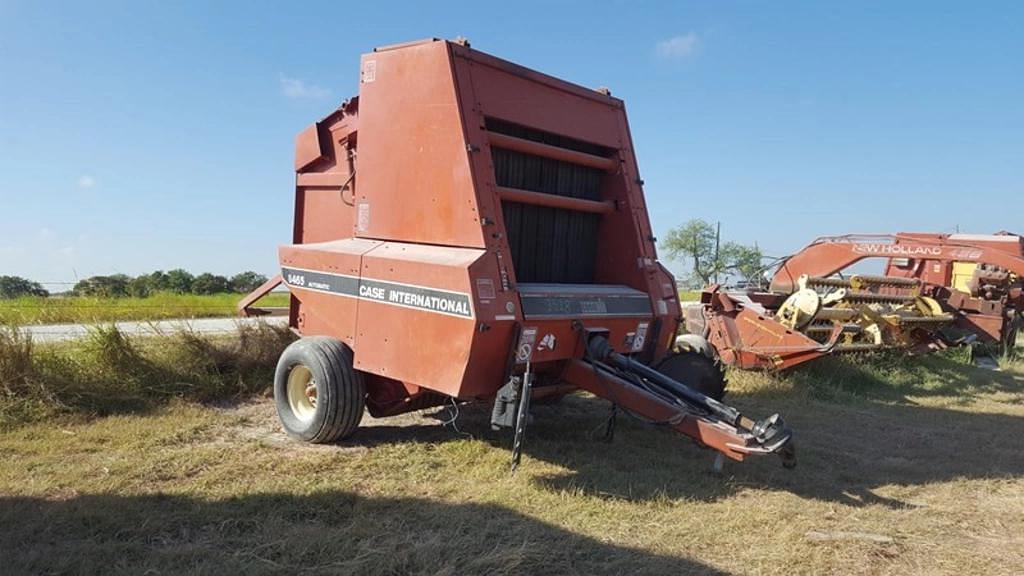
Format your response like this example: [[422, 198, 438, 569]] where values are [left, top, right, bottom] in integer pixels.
[[728, 347, 995, 402], [999, 350, 1024, 373], [679, 290, 701, 302], [0, 292, 290, 325], [1, 330, 1023, 574], [0, 323, 294, 428]]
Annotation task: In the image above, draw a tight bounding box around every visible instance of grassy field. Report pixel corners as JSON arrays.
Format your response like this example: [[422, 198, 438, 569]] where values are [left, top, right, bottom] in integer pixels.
[[679, 290, 701, 301], [0, 292, 290, 325], [1, 327, 1023, 575]]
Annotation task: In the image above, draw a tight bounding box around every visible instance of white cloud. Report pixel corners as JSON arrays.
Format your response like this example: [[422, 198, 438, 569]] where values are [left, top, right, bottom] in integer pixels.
[[656, 33, 700, 60], [280, 75, 330, 100], [77, 175, 96, 189]]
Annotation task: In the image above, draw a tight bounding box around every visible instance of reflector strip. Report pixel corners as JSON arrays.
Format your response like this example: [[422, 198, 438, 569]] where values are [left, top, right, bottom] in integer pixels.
[[281, 267, 474, 319]]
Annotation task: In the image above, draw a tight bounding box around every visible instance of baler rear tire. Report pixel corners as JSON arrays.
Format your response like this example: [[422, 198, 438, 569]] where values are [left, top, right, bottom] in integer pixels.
[[274, 337, 365, 443], [653, 351, 728, 402]]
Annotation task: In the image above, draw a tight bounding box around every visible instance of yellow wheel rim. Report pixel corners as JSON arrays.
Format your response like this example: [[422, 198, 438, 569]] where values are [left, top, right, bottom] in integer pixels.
[[287, 365, 317, 422]]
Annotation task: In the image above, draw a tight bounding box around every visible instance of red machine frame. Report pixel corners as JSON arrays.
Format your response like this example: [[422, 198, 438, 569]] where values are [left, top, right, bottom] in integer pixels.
[[245, 39, 794, 468], [689, 233, 1024, 371]]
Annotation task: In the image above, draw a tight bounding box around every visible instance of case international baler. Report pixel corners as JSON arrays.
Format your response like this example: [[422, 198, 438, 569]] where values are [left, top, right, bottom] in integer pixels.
[[242, 39, 794, 470]]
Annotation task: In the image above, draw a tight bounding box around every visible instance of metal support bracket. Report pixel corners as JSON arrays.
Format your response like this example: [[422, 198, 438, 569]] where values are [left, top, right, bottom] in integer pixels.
[[510, 364, 534, 473], [490, 376, 520, 430], [601, 402, 617, 443]]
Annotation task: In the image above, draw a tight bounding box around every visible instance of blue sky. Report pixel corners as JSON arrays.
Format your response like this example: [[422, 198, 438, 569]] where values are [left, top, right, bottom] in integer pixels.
[[1, 1, 1022, 287]]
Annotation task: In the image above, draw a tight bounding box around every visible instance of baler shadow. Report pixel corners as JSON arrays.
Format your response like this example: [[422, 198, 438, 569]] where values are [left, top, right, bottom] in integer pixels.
[[0, 491, 728, 575], [403, 384, 1024, 508], [333, 354, 1024, 508], [734, 394, 1024, 509]]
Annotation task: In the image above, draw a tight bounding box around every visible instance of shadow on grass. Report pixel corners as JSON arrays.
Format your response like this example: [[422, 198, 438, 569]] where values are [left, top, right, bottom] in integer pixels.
[[341, 360, 1024, 510], [7, 324, 1024, 511], [0, 491, 727, 576]]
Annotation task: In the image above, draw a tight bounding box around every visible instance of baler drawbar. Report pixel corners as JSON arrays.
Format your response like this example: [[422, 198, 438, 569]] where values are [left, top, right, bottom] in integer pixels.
[[245, 38, 795, 472], [580, 333, 794, 465]]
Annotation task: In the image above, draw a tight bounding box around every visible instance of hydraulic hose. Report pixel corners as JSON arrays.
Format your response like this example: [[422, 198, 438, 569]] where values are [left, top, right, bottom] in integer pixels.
[[584, 335, 790, 449]]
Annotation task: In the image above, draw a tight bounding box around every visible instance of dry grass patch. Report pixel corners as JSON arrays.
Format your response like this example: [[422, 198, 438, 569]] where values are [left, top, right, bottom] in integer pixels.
[[1, 337, 1023, 574], [0, 323, 293, 428]]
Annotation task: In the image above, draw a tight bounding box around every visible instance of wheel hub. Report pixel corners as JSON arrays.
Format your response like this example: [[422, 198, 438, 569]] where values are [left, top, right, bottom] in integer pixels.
[[287, 365, 318, 422]]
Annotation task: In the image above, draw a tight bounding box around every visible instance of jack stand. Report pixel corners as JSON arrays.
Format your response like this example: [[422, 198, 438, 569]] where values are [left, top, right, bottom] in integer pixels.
[[510, 364, 534, 473], [602, 403, 617, 442], [712, 453, 725, 475]]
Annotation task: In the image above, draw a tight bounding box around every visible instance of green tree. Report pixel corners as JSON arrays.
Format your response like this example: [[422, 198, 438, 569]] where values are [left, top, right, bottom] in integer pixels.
[[662, 219, 721, 287], [720, 243, 764, 283], [73, 275, 132, 298], [147, 271, 170, 292], [0, 276, 49, 298], [127, 276, 153, 298], [662, 219, 763, 288], [164, 269, 194, 294], [191, 273, 231, 295], [229, 271, 268, 294]]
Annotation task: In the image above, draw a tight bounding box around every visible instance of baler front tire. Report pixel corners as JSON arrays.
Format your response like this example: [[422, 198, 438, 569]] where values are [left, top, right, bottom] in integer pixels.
[[274, 337, 365, 443]]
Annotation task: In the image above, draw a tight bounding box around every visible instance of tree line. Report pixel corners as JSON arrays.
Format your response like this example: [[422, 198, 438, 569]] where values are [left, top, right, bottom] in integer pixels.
[[3, 218, 756, 298], [0, 270, 268, 299]]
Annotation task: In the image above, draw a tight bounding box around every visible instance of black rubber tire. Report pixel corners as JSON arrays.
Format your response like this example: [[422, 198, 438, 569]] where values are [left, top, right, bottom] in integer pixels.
[[653, 351, 728, 401], [274, 336, 365, 443]]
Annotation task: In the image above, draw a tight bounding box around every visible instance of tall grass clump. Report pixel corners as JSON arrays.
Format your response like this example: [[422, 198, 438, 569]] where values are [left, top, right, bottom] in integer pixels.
[[729, 345, 988, 403], [999, 344, 1024, 373], [747, 346, 1001, 406], [0, 323, 294, 428], [0, 327, 51, 426]]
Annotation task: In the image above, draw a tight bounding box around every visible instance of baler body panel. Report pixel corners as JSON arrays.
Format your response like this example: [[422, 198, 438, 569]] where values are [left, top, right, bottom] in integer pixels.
[[354, 243, 484, 397], [280, 238, 379, 349], [257, 39, 796, 468], [282, 39, 680, 400], [282, 239, 515, 398], [281, 240, 661, 398], [354, 41, 485, 248], [280, 38, 679, 397]]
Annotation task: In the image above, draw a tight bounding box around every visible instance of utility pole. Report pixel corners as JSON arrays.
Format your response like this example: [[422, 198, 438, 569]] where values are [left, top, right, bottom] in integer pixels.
[[692, 228, 700, 286], [714, 221, 721, 284]]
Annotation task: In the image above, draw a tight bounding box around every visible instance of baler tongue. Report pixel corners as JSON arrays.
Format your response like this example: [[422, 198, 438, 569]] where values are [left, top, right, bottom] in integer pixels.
[[577, 335, 796, 469]]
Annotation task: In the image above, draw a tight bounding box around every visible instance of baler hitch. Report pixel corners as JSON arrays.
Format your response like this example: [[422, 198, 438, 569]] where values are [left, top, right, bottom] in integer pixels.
[[583, 335, 795, 468]]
